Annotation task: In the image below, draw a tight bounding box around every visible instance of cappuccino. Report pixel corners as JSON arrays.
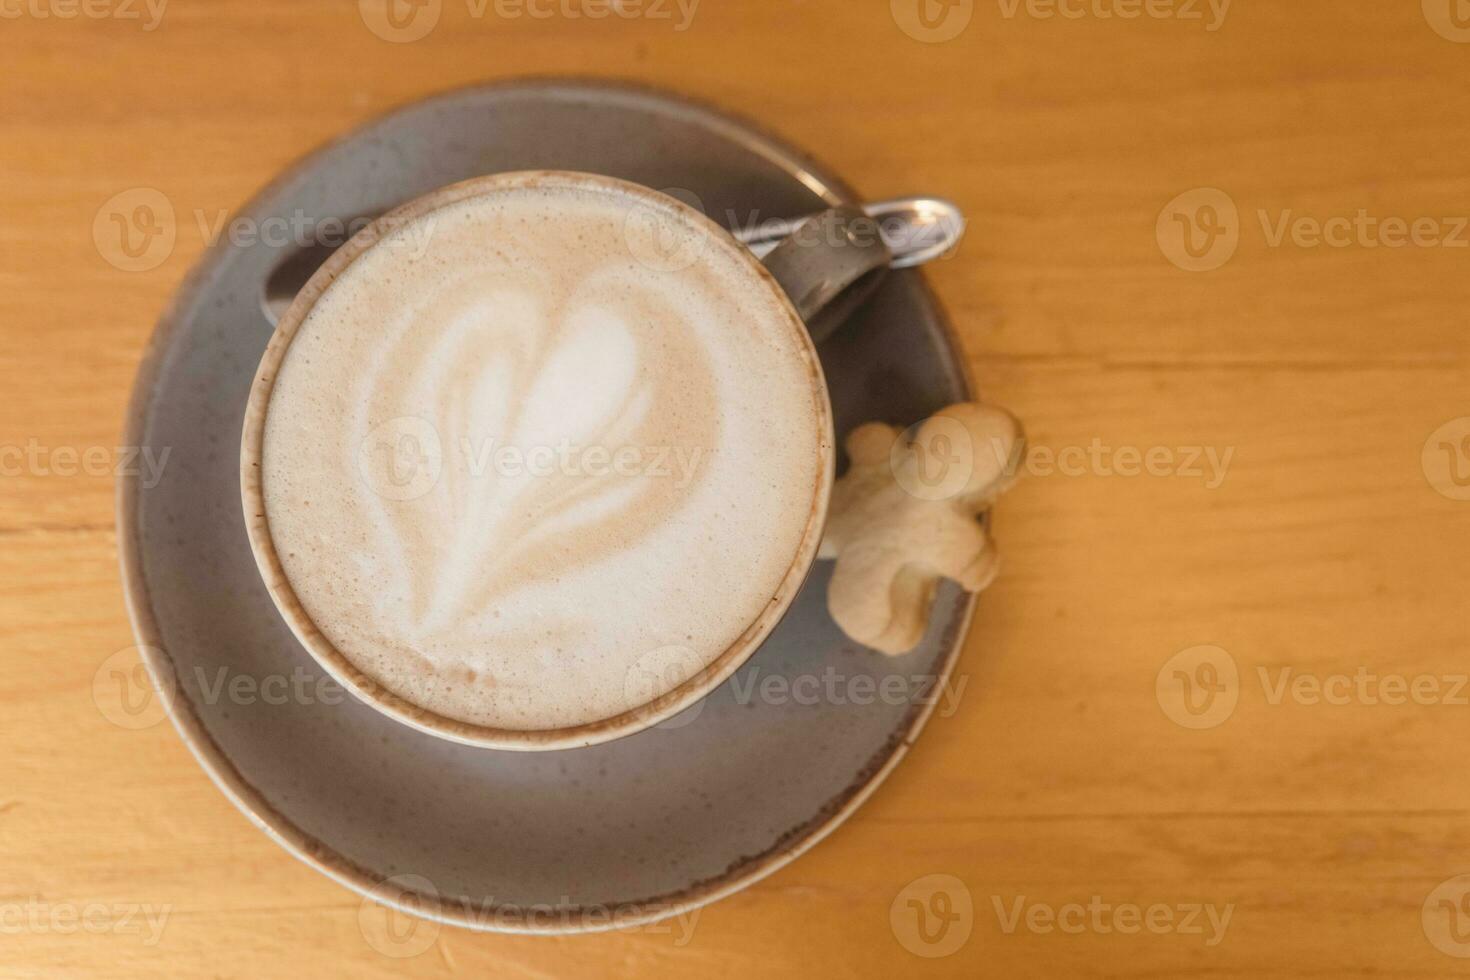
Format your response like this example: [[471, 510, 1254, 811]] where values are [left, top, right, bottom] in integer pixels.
[[254, 173, 829, 733]]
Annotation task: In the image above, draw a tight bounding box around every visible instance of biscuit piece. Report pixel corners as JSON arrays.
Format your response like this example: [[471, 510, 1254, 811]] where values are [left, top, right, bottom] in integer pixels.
[[819, 403, 1025, 655]]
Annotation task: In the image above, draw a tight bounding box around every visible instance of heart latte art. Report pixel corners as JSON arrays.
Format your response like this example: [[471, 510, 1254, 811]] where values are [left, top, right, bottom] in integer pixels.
[[254, 175, 829, 732]]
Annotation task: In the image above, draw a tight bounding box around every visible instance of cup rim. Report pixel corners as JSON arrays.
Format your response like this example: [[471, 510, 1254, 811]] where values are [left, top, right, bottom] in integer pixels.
[[239, 169, 836, 751]]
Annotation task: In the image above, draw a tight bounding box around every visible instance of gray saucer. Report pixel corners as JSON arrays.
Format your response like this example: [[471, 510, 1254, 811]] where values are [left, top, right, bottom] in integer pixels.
[[118, 79, 975, 932]]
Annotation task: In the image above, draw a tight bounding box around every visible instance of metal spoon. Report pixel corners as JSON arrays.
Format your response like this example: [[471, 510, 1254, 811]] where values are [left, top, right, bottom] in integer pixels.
[[733, 196, 965, 268], [260, 196, 965, 326]]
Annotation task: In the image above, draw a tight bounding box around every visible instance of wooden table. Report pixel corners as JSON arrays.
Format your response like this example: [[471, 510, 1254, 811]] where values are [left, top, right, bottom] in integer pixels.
[[5, 1, 1470, 975]]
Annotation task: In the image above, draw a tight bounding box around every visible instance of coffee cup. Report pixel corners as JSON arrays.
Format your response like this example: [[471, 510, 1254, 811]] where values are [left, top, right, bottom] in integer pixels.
[[241, 170, 890, 750]]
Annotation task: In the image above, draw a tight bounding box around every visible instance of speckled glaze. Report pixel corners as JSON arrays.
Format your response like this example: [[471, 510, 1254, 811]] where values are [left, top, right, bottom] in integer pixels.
[[118, 79, 977, 933]]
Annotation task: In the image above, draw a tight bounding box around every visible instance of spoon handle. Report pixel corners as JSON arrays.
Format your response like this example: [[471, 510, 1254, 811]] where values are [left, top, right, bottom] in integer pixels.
[[734, 196, 965, 269]]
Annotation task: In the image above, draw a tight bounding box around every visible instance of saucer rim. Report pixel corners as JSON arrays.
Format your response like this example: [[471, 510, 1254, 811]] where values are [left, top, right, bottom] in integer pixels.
[[116, 75, 978, 934]]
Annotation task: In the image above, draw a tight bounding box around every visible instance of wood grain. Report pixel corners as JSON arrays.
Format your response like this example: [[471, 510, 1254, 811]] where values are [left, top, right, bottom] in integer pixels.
[[5, 0, 1470, 975]]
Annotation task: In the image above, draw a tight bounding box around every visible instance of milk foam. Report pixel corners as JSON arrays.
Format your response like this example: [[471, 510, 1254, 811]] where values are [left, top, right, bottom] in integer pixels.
[[259, 176, 827, 731]]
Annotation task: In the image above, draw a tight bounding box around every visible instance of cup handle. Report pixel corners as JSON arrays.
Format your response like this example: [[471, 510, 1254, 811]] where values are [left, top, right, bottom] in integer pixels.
[[759, 205, 893, 344]]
